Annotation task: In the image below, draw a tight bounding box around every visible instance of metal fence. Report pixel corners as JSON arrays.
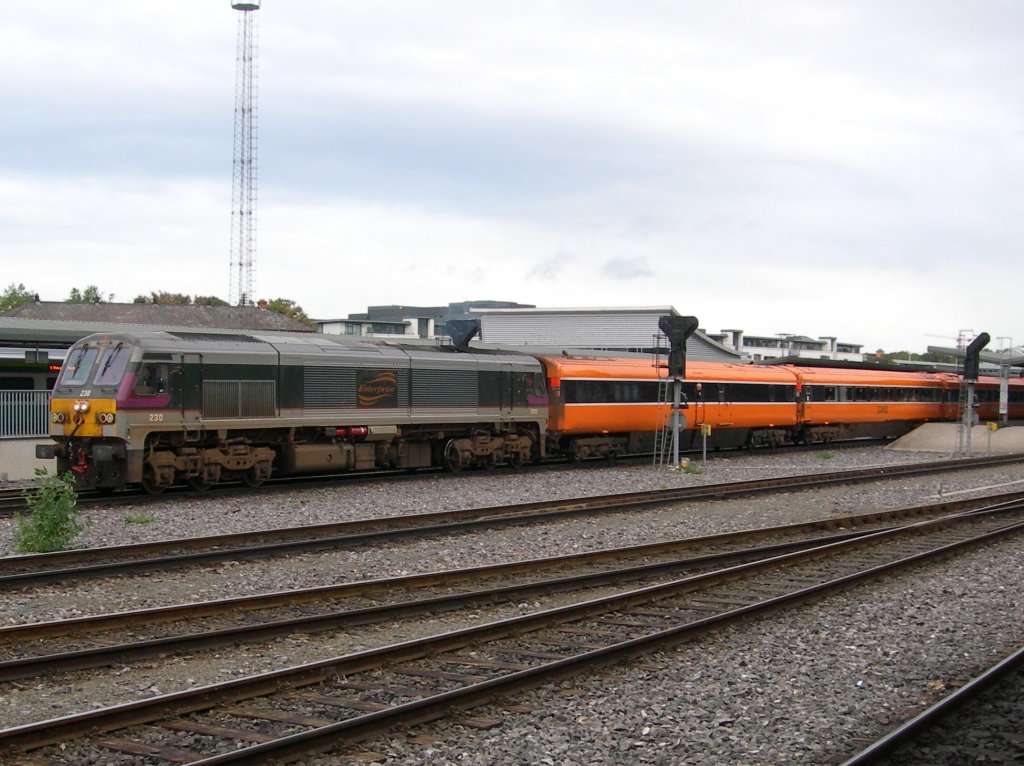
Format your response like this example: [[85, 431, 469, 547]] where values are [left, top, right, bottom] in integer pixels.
[[0, 390, 50, 439]]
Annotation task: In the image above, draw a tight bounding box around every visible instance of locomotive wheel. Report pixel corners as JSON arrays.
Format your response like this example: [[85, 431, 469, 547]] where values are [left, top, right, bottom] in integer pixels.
[[241, 468, 265, 488], [141, 468, 165, 495], [443, 440, 463, 472], [189, 476, 214, 492]]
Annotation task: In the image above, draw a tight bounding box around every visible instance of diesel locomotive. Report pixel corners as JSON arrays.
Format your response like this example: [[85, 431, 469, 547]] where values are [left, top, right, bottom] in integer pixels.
[[38, 329, 1023, 492], [37, 330, 547, 493]]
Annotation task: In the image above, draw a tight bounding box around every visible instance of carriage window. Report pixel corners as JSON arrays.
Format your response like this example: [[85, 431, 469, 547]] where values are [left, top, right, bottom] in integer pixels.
[[527, 372, 547, 398], [94, 345, 132, 386], [134, 363, 168, 396], [61, 347, 99, 385], [694, 382, 718, 401]]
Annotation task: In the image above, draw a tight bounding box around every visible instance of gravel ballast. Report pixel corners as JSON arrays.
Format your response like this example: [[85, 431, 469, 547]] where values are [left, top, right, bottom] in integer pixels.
[[1, 446, 1022, 765]]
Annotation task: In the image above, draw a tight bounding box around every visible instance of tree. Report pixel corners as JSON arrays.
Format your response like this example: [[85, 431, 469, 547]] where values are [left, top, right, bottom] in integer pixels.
[[131, 293, 230, 306], [263, 297, 316, 329], [0, 283, 36, 313], [134, 291, 193, 305], [194, 295, 230, 307], [66, 285, 108, 303]]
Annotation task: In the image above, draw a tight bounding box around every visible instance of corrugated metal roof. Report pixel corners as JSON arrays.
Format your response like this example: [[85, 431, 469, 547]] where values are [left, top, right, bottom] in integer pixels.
[[0, 317, 313, 348], [478, 309, 742, 362]]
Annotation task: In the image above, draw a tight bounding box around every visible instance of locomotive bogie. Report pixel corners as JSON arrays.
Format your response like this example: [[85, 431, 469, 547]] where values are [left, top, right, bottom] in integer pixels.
[[141, 443, 276, 493], [565, 436, 628, 461], [746, 428, 792, 448], [440, 431, 536, 471]]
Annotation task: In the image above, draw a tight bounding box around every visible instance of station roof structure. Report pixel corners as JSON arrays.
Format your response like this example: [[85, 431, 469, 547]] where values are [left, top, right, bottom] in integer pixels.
[[475, 305, 742, 362], [5, 301, 312, 331], [0, 301, 313, 350]]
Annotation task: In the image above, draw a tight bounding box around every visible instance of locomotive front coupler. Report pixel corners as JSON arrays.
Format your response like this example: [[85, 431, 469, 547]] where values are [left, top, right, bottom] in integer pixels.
[[35, 420, 85, 460]]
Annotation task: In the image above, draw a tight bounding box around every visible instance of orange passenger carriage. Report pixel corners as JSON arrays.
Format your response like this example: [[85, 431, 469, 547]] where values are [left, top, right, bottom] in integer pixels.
[[534, 352, 1024, 459], [974, 374, 1024, 422], [533, 354, 803, 457], [790, 365, 955, 443]]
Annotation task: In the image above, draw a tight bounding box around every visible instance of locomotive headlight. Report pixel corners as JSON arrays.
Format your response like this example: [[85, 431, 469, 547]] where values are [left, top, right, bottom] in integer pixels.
[[73, 400, 90, 413], [51, 412, 66, 424], [97, 412, 116, 425]]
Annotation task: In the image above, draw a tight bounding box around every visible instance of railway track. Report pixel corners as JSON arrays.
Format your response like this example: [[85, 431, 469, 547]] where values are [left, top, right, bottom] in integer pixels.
[[4, 452, 1022, 588], [1, 497, 1021, 764], [838, 643, 1024, 765], [0, 439, 985, 516], [5, 493, 1019, 683], [0, 487, 30, 516], [0, 468, 430, 517]]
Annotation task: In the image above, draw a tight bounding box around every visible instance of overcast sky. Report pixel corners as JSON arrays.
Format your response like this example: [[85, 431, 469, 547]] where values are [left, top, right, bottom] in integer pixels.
[[2, 1, 1022, 352]]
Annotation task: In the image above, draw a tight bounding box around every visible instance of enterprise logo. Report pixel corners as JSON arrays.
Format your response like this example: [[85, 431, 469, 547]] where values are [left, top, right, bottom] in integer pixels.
[[357, 371, 398, 407]]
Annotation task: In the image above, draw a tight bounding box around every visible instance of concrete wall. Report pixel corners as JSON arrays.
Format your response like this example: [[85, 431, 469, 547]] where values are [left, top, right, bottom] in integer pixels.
[[0, 439, 54, 482]]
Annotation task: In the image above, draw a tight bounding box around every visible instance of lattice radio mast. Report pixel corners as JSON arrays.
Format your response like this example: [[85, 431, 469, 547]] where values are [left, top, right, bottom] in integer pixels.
[[229, 1, 260, 307]]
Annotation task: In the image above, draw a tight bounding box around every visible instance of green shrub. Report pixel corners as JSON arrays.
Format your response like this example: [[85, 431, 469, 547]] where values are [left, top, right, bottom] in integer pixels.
[[14, 470, 87, 553]]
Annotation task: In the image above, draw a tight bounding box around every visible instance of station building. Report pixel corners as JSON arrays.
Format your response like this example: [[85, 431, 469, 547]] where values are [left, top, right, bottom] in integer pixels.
[[470, 306, 740, 362], [708, 329, 865, 362], [316, 304, 744, 363], [316, 301, 534, 340]]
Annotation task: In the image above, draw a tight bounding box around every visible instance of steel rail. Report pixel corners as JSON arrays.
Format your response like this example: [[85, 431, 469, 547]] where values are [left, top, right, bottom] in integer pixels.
[[0, 437, 896, 517], [838, 643, 1024, 765], [2, 505, 1021, 763], [3, 492, 1023, 684], [3, 453, 1022, 589], [0, 525, 887, 682], [0, 487, 27, 515]]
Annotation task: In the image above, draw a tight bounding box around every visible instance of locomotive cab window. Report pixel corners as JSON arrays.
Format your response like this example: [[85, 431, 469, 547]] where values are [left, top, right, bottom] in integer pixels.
[[510, 371, 550, 406], [60, 347, 99, 386], [94, 345, 132, 386], [134, 363, 168, 396], [526, 372, 547, 398]]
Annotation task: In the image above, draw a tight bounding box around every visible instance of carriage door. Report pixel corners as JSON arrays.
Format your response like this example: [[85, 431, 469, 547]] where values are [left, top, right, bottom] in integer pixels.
[[179, 353, 204, 424], [500, 364, 516, 426]]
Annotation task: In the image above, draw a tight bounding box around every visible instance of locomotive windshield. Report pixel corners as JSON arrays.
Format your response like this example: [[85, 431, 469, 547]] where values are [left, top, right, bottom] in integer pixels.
[[94, 344, 132, 385], [60, 347, 99, 385], [59, 342, 134, 387]]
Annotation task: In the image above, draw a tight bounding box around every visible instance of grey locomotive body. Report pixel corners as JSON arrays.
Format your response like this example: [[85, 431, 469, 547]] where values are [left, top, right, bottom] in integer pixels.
[[40, 331, 548, 493]]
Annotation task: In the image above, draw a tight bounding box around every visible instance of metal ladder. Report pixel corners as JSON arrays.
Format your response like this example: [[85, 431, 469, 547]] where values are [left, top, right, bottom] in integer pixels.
[[954, 333, 969, 455], [653, 378, 674, 466]]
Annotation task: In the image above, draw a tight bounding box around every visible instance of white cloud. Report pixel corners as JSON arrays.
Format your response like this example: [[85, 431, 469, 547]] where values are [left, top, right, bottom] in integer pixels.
[[1, 1, 1022, 352]]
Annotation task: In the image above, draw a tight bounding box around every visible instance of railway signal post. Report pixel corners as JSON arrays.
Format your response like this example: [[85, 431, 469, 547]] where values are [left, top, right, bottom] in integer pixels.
[[657, 316, 699, 469], [961, 332, 990, 455]]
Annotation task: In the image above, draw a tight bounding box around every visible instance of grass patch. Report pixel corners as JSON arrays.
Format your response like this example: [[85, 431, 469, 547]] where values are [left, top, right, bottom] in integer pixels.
[[124, 513, 156, 525]]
